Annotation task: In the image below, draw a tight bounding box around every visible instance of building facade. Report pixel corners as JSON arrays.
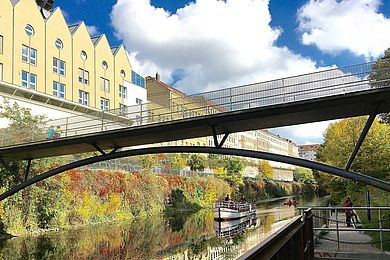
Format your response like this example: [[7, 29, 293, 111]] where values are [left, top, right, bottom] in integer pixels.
[[146, 74, 299, 181], [0, 0, 145, 112], [298, 144, 320, 161]]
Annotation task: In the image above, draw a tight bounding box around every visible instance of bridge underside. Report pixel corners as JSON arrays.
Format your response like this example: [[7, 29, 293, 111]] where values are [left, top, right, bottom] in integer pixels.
[[1, 88, 390, 161], [1, 146, 389, 201]]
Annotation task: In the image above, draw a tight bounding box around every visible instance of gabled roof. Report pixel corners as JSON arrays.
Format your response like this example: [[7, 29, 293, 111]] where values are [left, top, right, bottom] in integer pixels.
[[10, 0, 20, 6], [91, 35, 101, 46], [111, 46, 120, 55], [68, 23, 80, 35]]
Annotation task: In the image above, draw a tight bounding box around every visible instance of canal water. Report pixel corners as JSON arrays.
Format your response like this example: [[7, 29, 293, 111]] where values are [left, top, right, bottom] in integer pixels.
[[0, 195, 328, 259]]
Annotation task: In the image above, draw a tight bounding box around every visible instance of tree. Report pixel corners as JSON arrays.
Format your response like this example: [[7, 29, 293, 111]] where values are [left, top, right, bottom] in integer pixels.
[[0, 99, 47, 185], [369, 48, 390, 124], [257, 160, 273, 179], [293, 167, 315, 182], [222, 157, 245, 186], [187, 154, 206, 171], [169, 154, 187, 170], [0, 99, 47, 146], [316, 117, 390, 203], [138, 155, 158, 171]]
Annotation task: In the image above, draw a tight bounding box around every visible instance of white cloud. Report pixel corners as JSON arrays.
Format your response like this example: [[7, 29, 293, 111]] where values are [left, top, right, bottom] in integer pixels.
[[86, 25, 99, 36], [271, 120, 338, 145], [111, 0, 319, 94], [298, 0, 390, 59]]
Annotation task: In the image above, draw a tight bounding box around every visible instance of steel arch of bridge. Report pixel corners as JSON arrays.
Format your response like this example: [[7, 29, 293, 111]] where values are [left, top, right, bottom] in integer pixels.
[[1, 146, 389, 201]]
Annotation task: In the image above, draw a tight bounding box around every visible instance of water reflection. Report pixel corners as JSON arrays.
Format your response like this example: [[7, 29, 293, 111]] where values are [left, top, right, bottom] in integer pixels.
[[0, 195, 328, 259]]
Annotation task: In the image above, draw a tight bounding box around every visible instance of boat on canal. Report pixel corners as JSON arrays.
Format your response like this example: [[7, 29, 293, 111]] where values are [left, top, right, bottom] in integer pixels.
[[213, 201, 256, 220]]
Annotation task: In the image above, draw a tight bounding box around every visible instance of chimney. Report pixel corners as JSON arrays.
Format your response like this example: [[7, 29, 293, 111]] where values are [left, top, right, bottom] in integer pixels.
[[156, 72, 160, 82]]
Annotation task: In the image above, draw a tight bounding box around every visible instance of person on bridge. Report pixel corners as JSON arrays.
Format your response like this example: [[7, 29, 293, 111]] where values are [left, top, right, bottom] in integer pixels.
[[54, 126, 62, 138], [47, 126, 55, 139]]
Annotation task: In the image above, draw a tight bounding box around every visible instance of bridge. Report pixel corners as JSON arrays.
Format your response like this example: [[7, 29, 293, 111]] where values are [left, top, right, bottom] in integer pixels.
[[0, 60, 390, 200]]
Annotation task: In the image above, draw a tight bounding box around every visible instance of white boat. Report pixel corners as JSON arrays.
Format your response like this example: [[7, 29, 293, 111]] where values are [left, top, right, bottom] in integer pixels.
[[214, 214, 257, 238], [213, 201, 256, 220]]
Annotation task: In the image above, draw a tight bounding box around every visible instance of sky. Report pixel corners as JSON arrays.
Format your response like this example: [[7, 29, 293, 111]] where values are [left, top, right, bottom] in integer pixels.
[[54, 0, 390, 145]]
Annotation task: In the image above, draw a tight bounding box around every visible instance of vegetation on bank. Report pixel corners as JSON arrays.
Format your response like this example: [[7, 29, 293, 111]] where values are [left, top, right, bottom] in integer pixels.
[[0, 167, 317, 236], [315, 115, 390, 249]]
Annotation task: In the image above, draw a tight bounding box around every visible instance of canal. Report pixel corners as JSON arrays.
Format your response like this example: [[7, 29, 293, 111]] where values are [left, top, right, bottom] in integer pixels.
[[0, 195, 328, 259]]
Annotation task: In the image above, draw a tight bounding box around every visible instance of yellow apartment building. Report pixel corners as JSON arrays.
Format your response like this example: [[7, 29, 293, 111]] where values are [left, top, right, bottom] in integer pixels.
[[0, 0, 145, 112], [146, 74, 208, 146]]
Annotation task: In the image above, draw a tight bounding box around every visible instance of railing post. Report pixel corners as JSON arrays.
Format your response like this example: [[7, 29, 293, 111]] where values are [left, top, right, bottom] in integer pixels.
[[31, 123, 35, 142], [229, 88, 232, 111], [65, 118, 69, 137], [101, 110, 105, 132], [336, 209, 340, 250], [182, 96, 185, 118], [379, 209, 383, 251], [140, 103, 143, 125]]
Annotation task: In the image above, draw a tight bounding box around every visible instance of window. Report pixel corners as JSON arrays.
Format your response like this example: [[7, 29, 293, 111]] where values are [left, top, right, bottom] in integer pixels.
[[136, 98, 143, 105], [78, 90, 89, 105], [55, 39, 63, 49], [102, 61, 108, 70], [0, 63, 3, 81], [53, 58, 65, 76], [78, 68, 89, 85], [25, 24, 34, 36], [100, 77, 110, 93], [119, 103, 127, 114], [22, 45, 37, 65], [21, 70, 36, 90], [119, 85, 127, 98], [131, 71, 145, 88], [53, 81, 65, 98], [80, 51, 87, 61], [0, 35, 3, 54], [100, 97, 109, 110], [120, 70, 126, 78]]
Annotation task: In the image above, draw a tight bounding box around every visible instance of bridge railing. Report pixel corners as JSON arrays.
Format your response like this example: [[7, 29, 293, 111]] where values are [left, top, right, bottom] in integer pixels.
[[1, 60, 389, 148], [298, 206, 390, 252], [238, 208, 314, 260]]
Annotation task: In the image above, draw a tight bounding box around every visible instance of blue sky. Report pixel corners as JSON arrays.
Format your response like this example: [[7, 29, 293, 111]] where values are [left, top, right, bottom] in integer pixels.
[[54, 0, 390, 144]]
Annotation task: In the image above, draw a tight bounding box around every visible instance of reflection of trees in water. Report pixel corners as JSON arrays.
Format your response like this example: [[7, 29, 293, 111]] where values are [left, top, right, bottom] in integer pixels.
[[0, 210, 215, 259]]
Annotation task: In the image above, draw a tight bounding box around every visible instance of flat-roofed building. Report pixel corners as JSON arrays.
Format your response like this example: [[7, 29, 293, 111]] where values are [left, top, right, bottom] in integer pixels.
[[298, 144, 320, 161]]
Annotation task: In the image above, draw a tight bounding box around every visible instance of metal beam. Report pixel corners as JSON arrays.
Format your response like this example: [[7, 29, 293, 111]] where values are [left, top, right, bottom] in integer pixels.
[[211, 126, 219, 147], [218, 133, 230, 148], [24, 159, 32, 181], [345, 110, 378, 171], [1, 146, 389, 201], [109, 147, 121, 154], [90, 143, 106, 155], [0, 158, 22, 183], [211, 126, 229, 148]]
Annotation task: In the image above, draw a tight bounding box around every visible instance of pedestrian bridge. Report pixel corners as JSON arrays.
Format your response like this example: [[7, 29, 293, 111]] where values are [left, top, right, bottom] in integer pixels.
[[1, 60, 390, 201], [1, 60, 390, 161]]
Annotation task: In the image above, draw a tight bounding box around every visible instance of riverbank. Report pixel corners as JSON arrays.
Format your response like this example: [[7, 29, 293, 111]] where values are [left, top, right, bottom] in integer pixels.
[[0, 169, 317, 237], [0, 195, 329, 259]]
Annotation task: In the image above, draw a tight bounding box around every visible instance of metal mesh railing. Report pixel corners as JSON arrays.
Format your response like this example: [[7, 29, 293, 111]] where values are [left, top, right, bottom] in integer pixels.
[[1, 59, 389, 148]]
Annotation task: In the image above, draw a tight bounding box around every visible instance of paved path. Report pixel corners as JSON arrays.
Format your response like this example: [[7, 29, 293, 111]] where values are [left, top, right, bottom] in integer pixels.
[[314, 211, 389, 258]]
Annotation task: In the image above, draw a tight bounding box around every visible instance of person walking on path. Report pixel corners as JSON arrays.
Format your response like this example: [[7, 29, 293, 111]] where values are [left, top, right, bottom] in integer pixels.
[[343, 196, 358, 227]]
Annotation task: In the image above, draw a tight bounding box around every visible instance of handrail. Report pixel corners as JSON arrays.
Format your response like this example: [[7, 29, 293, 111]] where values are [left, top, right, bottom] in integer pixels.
[[299, 206, 390, 251], [238, 208, 314, 259]]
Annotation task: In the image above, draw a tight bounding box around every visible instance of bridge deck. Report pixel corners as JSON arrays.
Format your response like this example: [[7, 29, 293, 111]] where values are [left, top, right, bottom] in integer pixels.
[[0, 87, 390, 161]]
